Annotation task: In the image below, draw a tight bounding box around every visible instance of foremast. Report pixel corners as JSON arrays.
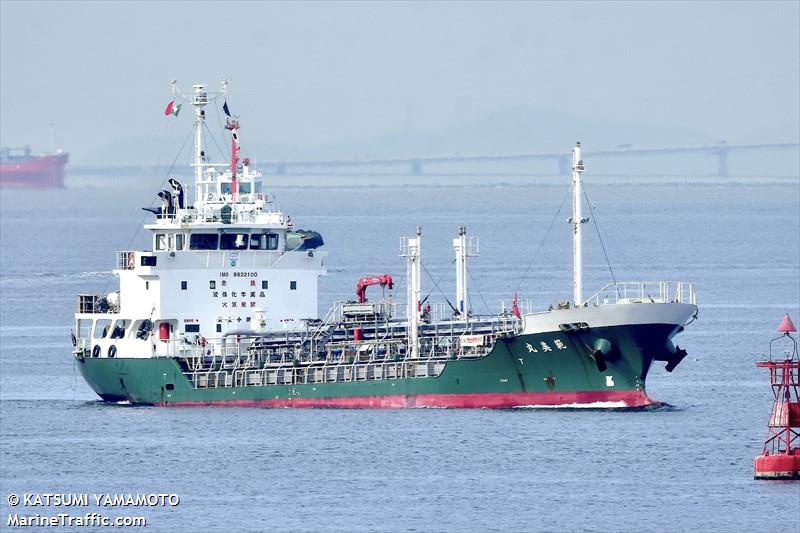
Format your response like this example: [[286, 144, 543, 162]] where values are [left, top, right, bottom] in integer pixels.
[[570, 142, 588, 306]]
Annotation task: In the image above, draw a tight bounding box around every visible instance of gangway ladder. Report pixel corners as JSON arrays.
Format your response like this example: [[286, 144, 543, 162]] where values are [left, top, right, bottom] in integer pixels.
[[310, 303, 340, 348]]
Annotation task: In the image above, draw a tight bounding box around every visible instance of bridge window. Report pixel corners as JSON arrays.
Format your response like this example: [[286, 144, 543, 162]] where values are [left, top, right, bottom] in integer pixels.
[[185, 324, 200, 333], [239, 182, 251, 194], [220, 233, 248, 250], [155, 233, 167, 251], [93, 319, 112, 339], [141, 256, 157, 267], [110, 320, 129, 339], [133, 319, 154, 340], [250, 233, 279, 250], [221, 182, 232, 194], [77, 319, 92, 339], [190, 233, 219, 250], [175, 234, 185, 250]]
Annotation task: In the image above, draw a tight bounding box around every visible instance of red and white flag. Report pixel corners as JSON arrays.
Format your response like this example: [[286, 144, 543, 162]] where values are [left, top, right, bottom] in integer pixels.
[[164, 100, 182, 117]]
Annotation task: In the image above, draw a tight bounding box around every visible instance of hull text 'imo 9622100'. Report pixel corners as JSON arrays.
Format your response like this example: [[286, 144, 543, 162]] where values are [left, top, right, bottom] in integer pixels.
[[73, 80, 698, 408]]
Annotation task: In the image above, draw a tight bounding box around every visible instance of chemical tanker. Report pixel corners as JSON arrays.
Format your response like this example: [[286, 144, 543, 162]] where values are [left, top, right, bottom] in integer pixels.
[[73, 81, 698, 408]]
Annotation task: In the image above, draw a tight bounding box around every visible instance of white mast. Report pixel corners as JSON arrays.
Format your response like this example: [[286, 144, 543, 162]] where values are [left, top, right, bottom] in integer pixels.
[[453, 225, 478, 319], [570, 142, 588, 306], [401, 227, 422, 358], [191, 84, 208, 205], [170, 79, 228, 205]]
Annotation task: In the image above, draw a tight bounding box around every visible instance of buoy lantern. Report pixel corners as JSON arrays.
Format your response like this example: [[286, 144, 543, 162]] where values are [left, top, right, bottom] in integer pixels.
[[753, 314, 800, 480]]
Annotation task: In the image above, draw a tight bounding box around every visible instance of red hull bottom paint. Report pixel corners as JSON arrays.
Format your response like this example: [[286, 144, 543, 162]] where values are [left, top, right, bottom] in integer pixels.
[[160, 390, 656, 409], [753, 454, 800, 480]]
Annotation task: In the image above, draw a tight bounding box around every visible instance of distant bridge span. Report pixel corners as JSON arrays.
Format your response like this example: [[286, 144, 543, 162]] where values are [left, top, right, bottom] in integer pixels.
[[262, 142, 799, 177], [71, 142, 799, 178]]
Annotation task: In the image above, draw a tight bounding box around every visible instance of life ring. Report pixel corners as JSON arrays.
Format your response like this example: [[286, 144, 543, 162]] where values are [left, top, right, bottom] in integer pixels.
[[92, 345, 101, 358], [108, 345, 117, 358]]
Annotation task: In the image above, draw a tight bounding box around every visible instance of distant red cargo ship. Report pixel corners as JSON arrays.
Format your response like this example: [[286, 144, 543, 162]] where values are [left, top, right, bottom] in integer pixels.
[[0, 146, 69, 189]]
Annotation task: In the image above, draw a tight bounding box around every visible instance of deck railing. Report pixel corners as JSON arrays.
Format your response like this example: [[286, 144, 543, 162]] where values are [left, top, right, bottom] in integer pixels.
[[187, 359, 449, 390], [583, 281, 696, 307], [149, 204, 284, 225]]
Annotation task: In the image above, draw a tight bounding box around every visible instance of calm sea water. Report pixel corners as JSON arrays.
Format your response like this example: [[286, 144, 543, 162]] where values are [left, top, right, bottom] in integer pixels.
[[1, 173, 799, 532]]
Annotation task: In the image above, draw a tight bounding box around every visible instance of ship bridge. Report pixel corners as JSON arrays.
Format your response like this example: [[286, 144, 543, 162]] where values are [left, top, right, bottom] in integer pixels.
[[74, 81, 327, 362]]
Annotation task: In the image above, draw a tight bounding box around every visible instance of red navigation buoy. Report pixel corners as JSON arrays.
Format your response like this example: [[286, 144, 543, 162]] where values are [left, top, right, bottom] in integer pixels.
[[777, 313, 797, 333], [753, 314, 800, 480]]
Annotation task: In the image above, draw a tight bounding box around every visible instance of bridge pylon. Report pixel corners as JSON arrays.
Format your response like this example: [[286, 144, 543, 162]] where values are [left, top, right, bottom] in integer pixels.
[[715, 145, 729, 177]]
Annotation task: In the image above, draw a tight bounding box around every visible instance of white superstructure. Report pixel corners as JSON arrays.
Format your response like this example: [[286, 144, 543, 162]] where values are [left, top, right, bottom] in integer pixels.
[[75, 81, 327, 359]]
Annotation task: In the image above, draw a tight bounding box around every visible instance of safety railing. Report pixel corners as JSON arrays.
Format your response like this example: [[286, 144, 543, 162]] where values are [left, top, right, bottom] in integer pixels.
[[583, 281, 696, 307], [144, 202, 283, 225], [187, 359, 448, 390], [153, 337, 245, 360], [496, 298, 533, 317]]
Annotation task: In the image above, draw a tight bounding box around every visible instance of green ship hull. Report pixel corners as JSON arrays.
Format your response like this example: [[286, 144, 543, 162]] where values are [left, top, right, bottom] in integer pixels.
[[77, 322, 684, 408]]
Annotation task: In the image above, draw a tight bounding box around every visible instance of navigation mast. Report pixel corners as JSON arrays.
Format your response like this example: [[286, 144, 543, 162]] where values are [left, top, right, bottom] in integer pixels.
[[191, 84, 208, 202], [170, 79, 228, 205], [571, 142, 588, 306]]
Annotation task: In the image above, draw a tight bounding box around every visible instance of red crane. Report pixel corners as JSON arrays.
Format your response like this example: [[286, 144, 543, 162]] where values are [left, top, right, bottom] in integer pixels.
[[356, 275, 394, 303]]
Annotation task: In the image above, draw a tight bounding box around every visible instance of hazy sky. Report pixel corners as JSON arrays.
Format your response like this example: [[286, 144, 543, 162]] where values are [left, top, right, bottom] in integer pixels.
[[1, 1, 798, 164]]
